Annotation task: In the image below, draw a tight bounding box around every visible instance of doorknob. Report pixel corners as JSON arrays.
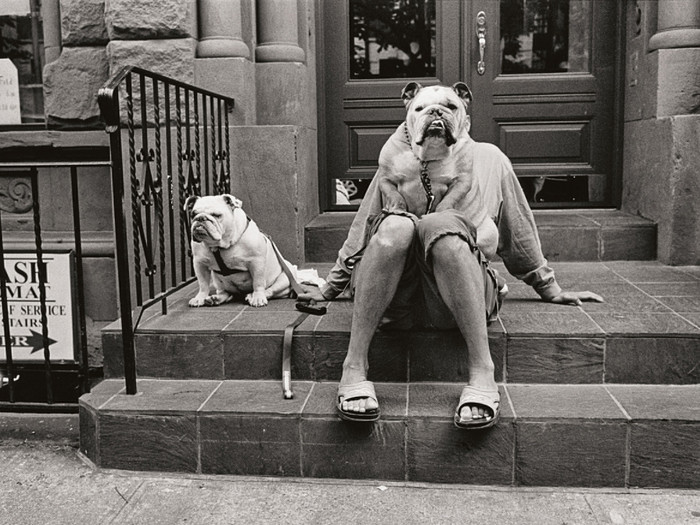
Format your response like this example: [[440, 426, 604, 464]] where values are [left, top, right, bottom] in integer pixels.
[[476, 10, 486, 75]]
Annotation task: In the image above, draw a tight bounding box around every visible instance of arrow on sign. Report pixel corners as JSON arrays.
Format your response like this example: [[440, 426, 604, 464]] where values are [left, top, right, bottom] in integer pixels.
[[27, 330, 58, 353]]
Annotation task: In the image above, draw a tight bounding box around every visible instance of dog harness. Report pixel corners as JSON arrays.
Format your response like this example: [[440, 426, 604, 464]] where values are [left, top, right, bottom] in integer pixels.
[[211, 215, 251, 276]]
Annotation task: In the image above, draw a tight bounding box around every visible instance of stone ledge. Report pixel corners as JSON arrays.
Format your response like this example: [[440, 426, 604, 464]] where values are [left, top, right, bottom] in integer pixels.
[[0, 231, 114, 257], [0, 130, 109, 153], [101, 261, 700, 384]]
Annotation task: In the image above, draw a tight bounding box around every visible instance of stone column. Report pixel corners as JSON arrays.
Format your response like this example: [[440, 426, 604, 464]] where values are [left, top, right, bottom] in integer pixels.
[[197, 0, 249, 58], [621, 1, 700, 265], [41, 0, 62, 63], [649, 0, 700, 49], [194, 0, 255, 124], [255, 0, 305, 62], [647, 0, 700, 117]]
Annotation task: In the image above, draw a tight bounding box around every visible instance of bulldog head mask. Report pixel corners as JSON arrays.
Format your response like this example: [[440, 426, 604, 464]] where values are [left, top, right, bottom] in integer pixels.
[[402, 81, 473, 160]]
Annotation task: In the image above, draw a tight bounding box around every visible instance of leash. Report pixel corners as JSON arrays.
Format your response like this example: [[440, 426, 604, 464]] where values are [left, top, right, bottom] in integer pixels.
[[268, 237, 326, 399], [404, 122, 435, 215]]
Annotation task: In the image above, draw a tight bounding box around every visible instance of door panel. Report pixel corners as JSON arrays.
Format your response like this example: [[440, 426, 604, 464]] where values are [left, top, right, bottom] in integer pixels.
[[320, 0, 619, 209]]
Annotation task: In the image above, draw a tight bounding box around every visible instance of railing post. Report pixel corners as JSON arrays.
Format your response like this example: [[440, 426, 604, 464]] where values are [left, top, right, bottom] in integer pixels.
[[105, 105, 138, 395], [98, 66, 236, 396]]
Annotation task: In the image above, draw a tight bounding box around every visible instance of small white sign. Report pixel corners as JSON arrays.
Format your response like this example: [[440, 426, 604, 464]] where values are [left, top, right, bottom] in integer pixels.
[[0, 59, 22, 125], [0, 252, 77, 363], [1, 0, 30, 17]]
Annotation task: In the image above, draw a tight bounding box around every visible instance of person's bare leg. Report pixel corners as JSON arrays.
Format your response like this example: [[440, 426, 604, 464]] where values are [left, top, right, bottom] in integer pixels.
[[430, 235, 497, 421], [340, 215, 415, 414]]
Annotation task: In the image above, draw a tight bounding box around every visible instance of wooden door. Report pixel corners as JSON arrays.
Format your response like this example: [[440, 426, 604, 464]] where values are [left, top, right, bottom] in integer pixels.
[[466, 0, 619, 206], [319, 0, 620, 209]]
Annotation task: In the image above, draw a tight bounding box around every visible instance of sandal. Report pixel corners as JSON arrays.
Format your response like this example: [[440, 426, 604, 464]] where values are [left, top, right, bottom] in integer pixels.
[[454, 385, 500, 430], [337, 380, 380, 422]]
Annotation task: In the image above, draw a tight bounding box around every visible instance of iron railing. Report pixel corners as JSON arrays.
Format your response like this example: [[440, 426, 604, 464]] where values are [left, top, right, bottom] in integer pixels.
[[0, 159, 109, 411], [98, 66, 235, 395]]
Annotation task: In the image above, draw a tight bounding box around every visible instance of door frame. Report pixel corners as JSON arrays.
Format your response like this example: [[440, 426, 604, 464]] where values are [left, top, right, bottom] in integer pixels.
[[315, 0, 627, 211]]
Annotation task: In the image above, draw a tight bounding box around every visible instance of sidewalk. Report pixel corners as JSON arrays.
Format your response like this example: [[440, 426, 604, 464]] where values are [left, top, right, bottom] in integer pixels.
[[1, 425, 699, 525]]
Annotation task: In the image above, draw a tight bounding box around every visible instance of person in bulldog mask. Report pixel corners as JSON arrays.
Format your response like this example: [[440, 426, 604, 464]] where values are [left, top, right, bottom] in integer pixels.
[[300, 82, 602, 429]]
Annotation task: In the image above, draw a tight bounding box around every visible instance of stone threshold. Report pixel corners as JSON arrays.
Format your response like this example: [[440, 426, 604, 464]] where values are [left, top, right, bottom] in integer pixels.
[[80, 379, 700, 489], [304, 209, 658, 262]]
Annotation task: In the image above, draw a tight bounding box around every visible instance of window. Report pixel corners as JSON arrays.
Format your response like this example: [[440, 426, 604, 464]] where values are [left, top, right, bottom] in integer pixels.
[[349, 0, 436, 80], [0, 0, 45, 124]]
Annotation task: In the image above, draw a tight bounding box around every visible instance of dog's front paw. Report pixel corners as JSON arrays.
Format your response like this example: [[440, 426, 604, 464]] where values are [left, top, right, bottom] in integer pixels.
[[246, 291, 268, 307], [203, 292, 233, 307], [189, 295, 208, 307]]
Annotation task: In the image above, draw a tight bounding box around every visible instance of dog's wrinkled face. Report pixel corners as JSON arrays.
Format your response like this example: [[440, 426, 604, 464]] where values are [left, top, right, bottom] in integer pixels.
[[185, 194, 242, 245], [402, 82, 473, 148]]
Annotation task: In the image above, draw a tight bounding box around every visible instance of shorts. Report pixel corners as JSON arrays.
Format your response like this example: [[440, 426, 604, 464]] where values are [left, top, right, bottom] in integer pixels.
[[347, 209, 504, 330]]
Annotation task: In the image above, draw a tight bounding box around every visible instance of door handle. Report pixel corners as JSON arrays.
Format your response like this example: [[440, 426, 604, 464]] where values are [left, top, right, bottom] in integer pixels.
[[476, 10, 486, 75]]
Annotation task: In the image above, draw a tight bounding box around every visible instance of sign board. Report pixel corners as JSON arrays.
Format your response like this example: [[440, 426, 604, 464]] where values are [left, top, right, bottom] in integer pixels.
[[0, 252, 78, 363], [0, 59, 22, 125]]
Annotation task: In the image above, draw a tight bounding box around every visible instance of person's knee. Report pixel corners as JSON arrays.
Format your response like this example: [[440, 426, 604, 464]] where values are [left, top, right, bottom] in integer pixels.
[[371, 215, 415, 252], [431, 233, 475, 264]]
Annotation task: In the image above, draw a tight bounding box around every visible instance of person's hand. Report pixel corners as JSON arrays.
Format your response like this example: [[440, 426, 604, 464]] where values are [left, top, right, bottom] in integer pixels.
[[548, 290, 604, 306], [296, 284, 328, 303]]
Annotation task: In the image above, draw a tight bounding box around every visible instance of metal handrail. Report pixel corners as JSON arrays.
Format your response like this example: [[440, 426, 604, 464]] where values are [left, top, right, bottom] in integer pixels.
[[98, 66, 234, 395]]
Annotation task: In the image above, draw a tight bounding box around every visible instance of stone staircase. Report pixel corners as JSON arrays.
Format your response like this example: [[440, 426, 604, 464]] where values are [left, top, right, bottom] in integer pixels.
[[81, 251, 700, 488]]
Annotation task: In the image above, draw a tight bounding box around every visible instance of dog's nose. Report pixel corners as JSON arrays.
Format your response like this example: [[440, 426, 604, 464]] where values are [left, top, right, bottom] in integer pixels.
[[430, 107, 443, 116]]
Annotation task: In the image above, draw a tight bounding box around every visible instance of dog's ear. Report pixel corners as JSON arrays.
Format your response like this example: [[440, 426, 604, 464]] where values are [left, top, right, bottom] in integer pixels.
[[221, 194, 243, 211], [184, 195, 199, 215], [401, 82, 423, 107], [452, 82, 473, 109]]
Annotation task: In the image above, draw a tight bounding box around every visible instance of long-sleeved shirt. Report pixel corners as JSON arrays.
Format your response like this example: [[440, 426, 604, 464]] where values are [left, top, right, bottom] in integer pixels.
[[319, 123, 563, 301]]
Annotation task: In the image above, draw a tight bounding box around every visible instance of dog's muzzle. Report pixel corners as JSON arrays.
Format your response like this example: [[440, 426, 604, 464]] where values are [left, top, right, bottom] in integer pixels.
[[191, 215, 221, 242], [417, 111, 457, 146]]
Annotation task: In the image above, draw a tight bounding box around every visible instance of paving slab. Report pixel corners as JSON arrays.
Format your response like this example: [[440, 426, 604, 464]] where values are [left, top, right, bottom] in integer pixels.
[[1, 442, 700, 525]]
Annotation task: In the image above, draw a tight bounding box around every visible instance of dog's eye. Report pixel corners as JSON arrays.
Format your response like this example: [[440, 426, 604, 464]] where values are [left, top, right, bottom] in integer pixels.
[[212, 213, 222, 218], [414, 106, 424, 112], [447, 103, 458, 111]]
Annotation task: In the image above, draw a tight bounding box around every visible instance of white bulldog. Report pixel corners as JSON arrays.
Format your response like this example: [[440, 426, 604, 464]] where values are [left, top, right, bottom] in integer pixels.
[[186, 194, 294, 307], [376, 82, 499, 259]]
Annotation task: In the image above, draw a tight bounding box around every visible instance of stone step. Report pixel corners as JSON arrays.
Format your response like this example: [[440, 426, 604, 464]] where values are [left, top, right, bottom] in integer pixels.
[[79, 379, 700, 489], [101, 262, 700, 385], [304, 210, 657, 263]]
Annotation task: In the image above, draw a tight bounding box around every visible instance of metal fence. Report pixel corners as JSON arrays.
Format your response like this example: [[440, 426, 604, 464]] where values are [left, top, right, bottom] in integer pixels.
[[0, 159, 108, 412], [98, 66, 235, 395]]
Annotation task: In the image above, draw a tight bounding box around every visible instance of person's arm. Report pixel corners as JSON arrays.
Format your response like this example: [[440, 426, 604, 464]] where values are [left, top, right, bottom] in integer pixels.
[[496, 156, 602, 305]]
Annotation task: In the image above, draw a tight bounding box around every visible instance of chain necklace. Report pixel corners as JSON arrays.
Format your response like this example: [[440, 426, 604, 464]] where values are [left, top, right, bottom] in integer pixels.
[[404, 122, 435, 215]]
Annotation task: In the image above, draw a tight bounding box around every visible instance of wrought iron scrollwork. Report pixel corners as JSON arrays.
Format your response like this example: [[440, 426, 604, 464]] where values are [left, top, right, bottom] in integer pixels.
[[0, 177, 33, 214]]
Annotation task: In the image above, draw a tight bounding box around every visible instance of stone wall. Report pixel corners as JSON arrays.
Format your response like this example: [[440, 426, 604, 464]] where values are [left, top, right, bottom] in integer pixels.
[[43, 0, 199, 128], [43, 0, 109, 128], [42, 0, 319, 266], [622, 1, 700, 265]]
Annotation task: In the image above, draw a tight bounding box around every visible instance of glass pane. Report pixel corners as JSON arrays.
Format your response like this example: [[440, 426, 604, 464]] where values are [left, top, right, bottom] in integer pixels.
[[0, 0, 45, 123], [500, 0, 590, 74], [334, 178, 372, 206], [350, 0, 436, 79], [518, 174, 605, 205]]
